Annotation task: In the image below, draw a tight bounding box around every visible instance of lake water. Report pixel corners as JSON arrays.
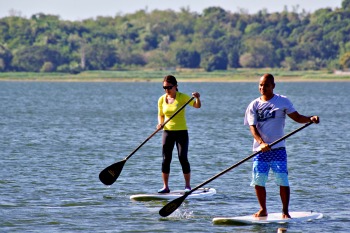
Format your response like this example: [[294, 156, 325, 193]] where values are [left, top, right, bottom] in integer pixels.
[[0, 81, 349, 233]]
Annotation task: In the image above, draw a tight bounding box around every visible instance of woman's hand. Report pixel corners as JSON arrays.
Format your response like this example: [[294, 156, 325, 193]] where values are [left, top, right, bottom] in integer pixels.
[[192, 92, 201, 108], [192, 92, 200, 98]]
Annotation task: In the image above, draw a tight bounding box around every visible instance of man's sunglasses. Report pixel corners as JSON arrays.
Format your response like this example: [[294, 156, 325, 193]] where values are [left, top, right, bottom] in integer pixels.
[[163, 86, 174, 90]]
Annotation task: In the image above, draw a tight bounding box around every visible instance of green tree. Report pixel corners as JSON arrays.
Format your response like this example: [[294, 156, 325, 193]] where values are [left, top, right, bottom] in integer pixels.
[[239, 53, 255, 68], [281, 57, 298, 71], [201, 51, 228, 71], [241, 38, 276, 68], [145, 49, 175, 68], [140, 33, 159, 51], [244, 22, 263, 35], [40, 61, 54, 72], [340, 52, 350, 69], [1, 5, 350, 72], [175, 49, 200, 68], [342, 0, 350, 9], [12, 46, 62, 71], [227, 49, 240, 68], [84, 42, 118, 70], [0, 44, 12, 71]]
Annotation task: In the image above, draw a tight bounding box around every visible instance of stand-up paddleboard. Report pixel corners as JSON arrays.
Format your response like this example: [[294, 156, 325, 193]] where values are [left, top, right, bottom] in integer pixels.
[[130, 188, 216, 201], [213, 211, 323, 225]]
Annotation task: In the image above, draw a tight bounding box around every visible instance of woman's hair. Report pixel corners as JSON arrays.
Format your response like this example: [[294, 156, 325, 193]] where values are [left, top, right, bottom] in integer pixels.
[[163, 75, 178, 91], [163, 75, 177, 85]]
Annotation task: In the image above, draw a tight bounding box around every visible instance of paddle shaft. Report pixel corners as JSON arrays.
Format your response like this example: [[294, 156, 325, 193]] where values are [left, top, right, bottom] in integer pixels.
[[184, 122, 313, 196], [159, 123, 313, 216], [123, 97, 194, 161], [99, 96, 195, 185]]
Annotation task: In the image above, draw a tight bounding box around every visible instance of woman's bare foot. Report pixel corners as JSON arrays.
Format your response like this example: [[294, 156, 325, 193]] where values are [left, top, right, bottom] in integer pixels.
[[253, 209, 268, 217], [282, 213, 291, 219]]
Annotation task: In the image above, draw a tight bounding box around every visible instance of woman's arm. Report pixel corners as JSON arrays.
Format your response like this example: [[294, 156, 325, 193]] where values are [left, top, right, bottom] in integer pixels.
[[157, 115, 164, 129]]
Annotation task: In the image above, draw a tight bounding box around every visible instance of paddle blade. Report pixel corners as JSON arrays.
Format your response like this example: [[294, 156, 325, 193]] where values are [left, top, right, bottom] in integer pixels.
[[159, 194, 188, 217], [99, 160, 126, 185]]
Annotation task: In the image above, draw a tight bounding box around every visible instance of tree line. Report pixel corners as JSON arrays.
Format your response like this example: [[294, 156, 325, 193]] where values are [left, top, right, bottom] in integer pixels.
[[1, 0, 350, 73]]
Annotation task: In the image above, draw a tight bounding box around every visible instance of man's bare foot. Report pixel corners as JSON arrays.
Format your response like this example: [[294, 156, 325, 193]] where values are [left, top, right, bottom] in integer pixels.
[[282, 213, 291, 219], [253, 209, 268, 217]]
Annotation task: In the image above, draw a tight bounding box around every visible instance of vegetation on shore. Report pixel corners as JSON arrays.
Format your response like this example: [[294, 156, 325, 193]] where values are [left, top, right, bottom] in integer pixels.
[[1, 69, 349, 82], [1, 1, 350, 74]]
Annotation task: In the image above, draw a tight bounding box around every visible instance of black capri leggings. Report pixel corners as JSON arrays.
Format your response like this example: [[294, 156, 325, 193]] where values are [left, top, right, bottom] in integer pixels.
[[161, 130, 191, 174]]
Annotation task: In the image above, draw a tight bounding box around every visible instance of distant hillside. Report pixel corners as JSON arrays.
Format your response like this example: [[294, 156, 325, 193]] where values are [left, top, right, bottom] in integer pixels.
[[1, 0, 350, 74]]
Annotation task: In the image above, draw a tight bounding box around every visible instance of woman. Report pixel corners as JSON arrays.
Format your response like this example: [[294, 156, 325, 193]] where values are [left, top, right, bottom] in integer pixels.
[[157, 75, 201, 193]]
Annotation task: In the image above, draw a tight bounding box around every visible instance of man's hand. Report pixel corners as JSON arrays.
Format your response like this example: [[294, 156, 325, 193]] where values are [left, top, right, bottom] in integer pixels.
[[260, 142, 270, 152]]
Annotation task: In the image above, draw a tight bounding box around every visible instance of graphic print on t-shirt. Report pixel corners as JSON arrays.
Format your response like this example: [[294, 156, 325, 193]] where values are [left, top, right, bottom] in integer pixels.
[[257, 107, 275, 122]]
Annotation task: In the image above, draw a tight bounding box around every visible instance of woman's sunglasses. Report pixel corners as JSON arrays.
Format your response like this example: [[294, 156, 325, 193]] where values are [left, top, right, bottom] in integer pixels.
[[163, 86, 174, 90]]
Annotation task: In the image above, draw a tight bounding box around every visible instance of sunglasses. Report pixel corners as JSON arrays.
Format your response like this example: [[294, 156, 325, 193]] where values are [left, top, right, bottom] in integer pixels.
[[163, 86, 174, 90]]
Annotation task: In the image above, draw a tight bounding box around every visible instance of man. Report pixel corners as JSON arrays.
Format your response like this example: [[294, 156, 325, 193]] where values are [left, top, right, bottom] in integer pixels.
[[244, 73, 320, 218]]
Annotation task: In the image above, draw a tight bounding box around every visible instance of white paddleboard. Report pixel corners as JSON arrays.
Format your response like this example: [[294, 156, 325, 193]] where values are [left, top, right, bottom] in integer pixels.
[[213, 211, 323, 225], [130, 188, 216, 201]]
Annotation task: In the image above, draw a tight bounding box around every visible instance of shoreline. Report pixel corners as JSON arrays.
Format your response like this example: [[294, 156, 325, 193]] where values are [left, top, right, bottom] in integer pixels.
[[1, 77, 350, 82], [1, 70, 350, 82]]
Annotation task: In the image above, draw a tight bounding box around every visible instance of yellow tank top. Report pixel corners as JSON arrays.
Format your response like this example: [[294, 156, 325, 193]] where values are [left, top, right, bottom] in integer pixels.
[[158, 92, 194, 130]]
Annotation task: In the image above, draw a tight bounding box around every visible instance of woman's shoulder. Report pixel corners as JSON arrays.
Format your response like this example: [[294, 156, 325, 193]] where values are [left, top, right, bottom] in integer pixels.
[[158, 93, 166, 99], [177, 92, 191, 99], [158, 94, 166, 102]]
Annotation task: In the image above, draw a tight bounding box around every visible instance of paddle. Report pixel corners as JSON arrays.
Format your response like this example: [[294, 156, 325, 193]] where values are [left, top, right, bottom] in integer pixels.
[[99, 97, 195, 186], [159, 122, 313, 217]]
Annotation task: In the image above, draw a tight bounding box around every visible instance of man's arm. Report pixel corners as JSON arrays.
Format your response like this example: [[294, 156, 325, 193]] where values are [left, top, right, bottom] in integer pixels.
[[249, 125, 270, 152], [288, 111, 320, 124]]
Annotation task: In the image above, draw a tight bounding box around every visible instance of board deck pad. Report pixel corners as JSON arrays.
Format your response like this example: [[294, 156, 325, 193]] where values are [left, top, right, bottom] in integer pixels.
[[212, 211, 323, 225], [130, 187, 216, 201]]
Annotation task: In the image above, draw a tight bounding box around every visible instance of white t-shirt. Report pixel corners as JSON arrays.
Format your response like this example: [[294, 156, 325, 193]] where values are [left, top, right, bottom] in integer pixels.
[[244, 94, 296, 151]]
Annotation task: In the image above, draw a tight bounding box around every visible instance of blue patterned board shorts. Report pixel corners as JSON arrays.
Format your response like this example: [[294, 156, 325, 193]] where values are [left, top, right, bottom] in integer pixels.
[[250, 147, 289, 187]]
